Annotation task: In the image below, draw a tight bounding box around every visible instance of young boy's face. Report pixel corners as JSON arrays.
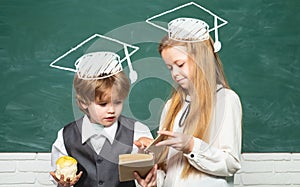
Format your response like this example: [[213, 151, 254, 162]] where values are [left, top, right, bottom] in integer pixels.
[[83, 91, 124, 127]]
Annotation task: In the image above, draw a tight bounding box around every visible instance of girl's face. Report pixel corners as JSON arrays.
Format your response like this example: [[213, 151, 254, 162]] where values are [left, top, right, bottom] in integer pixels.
[[161, 46, 191, 90], [82, 91, 124, 127]]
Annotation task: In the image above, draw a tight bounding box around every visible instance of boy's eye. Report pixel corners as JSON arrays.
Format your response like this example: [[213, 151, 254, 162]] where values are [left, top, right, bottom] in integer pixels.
[[98, 103, 107, 106], [114, 100, 123, 105]]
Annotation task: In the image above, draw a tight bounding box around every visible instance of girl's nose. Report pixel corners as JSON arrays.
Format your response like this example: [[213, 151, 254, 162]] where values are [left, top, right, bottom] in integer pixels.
[[171, 65, 180, 77]]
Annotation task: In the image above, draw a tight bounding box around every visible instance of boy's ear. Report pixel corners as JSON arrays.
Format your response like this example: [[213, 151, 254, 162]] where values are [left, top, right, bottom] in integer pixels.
[[77, 100, 88, 109]]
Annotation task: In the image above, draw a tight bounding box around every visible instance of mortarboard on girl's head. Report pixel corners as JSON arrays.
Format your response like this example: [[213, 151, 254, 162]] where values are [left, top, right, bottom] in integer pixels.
[[49, 34, 139, 83], [146, 1, 228, 52]]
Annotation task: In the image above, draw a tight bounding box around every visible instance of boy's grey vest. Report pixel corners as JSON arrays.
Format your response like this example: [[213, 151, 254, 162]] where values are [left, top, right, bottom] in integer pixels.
[[63, 115, 136, 187]]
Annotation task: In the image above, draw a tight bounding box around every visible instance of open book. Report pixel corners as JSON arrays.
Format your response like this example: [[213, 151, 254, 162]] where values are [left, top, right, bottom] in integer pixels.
[[118, 134, 167, 182]]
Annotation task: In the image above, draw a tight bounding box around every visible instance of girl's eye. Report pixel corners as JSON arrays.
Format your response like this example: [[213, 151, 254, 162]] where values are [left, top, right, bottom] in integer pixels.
[[177, 62, 184, 67]]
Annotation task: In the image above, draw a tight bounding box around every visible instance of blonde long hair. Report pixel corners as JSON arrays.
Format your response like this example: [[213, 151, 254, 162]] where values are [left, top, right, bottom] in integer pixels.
[[158, 36, 229, 178]]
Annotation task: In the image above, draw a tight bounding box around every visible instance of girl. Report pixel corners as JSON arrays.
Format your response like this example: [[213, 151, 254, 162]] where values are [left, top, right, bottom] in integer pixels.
[[134, 35, 242, 187]]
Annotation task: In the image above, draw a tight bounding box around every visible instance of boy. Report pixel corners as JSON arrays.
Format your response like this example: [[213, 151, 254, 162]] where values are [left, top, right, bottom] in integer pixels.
[[50, 51, 153, 187]]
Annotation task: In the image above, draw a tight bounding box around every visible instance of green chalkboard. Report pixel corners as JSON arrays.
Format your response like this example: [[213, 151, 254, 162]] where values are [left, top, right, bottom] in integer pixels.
[[0, 0, 299, 152]]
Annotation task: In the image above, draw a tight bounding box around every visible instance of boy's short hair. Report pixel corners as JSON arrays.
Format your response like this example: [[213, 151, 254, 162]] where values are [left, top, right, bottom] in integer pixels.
[[73, 71, 130, 114]]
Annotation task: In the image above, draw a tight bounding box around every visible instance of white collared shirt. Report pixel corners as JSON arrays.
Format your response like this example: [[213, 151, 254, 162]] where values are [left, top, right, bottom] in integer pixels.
[[81, 116, 117, 154]]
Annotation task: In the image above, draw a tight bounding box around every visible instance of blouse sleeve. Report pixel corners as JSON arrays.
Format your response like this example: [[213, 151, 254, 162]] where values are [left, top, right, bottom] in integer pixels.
[[184, 90, 242, 177]]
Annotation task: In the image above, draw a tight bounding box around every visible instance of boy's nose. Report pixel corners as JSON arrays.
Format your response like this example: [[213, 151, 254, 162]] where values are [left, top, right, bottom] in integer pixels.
[[108, 104, 115, 114]]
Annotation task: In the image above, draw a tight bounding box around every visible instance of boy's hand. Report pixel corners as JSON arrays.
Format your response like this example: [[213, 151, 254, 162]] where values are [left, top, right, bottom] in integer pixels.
[[134, 164, 157, 187], [134, 137, 154, 150], [50, 171, 83, 187]]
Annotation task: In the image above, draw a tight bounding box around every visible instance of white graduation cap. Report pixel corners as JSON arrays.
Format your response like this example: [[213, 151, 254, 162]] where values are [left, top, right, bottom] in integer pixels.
[[49, 34, 139, 83], [146, 2, 228, 52]]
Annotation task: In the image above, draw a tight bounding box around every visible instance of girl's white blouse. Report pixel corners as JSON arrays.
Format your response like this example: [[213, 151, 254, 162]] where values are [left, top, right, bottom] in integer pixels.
[[157, 88, 242, 187]]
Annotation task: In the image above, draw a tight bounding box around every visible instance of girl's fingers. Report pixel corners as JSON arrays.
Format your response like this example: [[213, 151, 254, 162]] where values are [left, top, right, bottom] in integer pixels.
[[157, 130, 174, 137], [156, 139, 171, 146]]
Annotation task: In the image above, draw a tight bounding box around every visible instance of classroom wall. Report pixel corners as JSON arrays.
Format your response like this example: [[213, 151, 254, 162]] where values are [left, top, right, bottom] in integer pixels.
[[1, 1, 299, 186], [0, 153, 299, 187], [1, 0, 300, 154]]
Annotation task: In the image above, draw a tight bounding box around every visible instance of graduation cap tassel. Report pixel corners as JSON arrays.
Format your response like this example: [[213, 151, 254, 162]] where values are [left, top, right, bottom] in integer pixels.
[[213, 16, 221, 52], [124, 46, 138, 84]]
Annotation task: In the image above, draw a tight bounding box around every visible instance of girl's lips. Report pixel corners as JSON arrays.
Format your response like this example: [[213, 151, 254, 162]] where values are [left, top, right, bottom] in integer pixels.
[[176, 78, 186, 84]]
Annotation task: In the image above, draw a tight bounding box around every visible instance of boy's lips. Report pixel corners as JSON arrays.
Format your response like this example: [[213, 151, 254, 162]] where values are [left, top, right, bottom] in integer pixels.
[[105, 116, 115, 121]]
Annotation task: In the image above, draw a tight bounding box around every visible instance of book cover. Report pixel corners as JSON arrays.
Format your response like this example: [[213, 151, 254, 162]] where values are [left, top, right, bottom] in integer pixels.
[[119, 153, 154, 182], [118, 134, 167, 182]]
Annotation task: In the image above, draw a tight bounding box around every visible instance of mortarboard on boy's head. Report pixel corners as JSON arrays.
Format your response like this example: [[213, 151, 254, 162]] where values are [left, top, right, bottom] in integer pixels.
[[49, 34, 139, 83], [74, 51, 122, 80], [146, 1, 228, 52]]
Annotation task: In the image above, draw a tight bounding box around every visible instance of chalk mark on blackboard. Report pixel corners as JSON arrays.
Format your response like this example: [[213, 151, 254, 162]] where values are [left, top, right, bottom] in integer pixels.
[[49, 34, 139, 83], [146, 1, 228, 52]]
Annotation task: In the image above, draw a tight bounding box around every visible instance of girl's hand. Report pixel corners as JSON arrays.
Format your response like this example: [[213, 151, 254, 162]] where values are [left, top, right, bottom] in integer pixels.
[[134, 137, 154, 150], [134, 164, 157, 187], [156, 130, 194, 154], [50, 171, 83, 187]]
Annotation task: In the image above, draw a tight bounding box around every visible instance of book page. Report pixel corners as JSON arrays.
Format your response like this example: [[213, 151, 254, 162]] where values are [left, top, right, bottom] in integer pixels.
[[144, 133, 167, 163]]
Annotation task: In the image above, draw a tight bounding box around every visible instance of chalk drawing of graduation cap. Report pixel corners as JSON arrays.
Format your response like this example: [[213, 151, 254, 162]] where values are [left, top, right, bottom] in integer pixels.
[[49, 34, 139, 83], [146, 1, 228, 52]]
